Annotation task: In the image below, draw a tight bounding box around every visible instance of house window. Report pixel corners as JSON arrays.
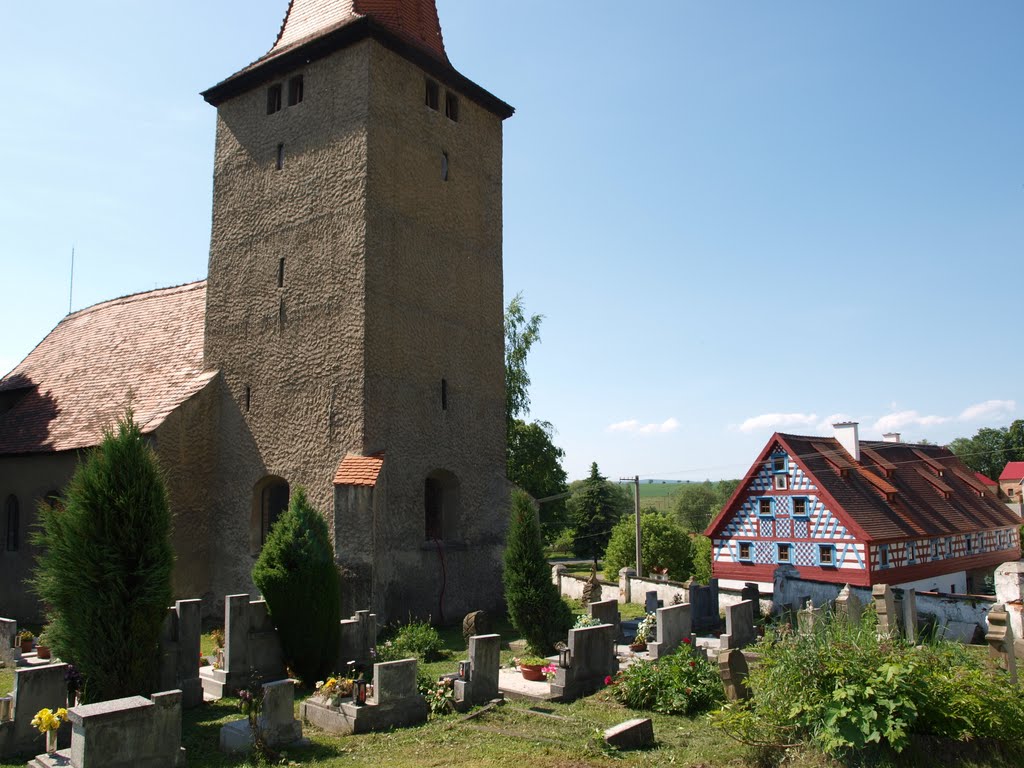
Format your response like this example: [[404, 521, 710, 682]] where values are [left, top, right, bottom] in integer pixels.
[[1009, 487, 1016, 497], [5, 495, 18, 551], [793, 497, 807, 517], [907, 542, 916, 563], [267, 84, 282, 114], [425, 79, 439, 110], [932, 540, 940, 559], [444, 92, 459, 121], [774, 474, 788, 490], [777, 543, 792, 564], [879, 545, 889, 568], [758, 498, 772, 517], [965, 536, 972, 554], [287, 75, 304, 106], [771, 454, 787, 473], [818, 545, 835, 566], [738, 542, 752, 561]]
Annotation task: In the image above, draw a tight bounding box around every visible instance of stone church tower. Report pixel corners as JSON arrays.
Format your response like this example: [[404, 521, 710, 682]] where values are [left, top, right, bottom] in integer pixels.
[[201, 0, 514, 620]]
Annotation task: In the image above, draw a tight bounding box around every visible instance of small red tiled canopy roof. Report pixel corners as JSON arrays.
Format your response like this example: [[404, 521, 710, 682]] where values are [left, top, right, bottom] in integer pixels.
[[333, 452, 385, 486], [1000, 462, 1024, 482], [270, 0, 446, 63], [0, 281, 215, 455]]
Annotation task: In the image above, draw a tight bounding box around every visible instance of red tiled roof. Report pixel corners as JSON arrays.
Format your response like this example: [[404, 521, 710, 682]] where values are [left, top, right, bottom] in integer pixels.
[[333, 452, 385, 486], [975, 471, 998, 487], [707, 433, 1022, 542], [0, 282, 215, 455], [999, 462, 1024, 482], [268, 0, 446, 63]]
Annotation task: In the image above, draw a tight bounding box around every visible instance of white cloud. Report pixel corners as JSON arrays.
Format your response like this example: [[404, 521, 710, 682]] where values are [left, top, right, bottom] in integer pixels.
[[736, 412, 818, 434], [607, 417, 680, 435], [872, 410, 950, 433], [958, 399, 1016, 422]]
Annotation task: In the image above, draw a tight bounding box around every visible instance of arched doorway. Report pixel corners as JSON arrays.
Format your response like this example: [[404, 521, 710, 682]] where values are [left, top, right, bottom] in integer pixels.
[[251, 476, 289, 554]]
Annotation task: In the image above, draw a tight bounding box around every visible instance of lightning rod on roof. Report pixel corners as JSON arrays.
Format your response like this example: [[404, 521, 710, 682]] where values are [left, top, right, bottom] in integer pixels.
[[68, 246, 75, 315]]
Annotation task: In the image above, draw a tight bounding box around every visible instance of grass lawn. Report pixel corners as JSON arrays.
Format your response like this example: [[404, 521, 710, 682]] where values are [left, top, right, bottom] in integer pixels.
[[0, 666, 12, 697]]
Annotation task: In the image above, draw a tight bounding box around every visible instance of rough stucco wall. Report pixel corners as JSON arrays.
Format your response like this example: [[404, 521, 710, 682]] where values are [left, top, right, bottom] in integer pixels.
[[205, 41, 372, 525], [0, 452, 79, 621], [363, 42, 508, 622], [153, 381, 219, 608]]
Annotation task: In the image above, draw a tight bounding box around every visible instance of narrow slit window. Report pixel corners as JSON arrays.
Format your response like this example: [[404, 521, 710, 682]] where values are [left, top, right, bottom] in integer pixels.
[[441, 378, 448, 410], [276, 144, 284, 170], [288, 75, 304, 106], [425, 79, 439, 110], [441, 151, 449, 181], [278, 258, 285, 288], [444, 92, 459, 121], [267, 84, 282, 114], [245, 386, 251, 413]]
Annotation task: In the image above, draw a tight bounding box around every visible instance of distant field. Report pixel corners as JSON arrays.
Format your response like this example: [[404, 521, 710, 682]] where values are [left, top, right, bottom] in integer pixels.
[[618, 480, 686, 512]]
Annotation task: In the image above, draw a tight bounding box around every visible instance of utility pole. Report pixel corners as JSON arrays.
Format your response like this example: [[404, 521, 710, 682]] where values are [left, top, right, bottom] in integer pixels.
[[621, 475, 642, 577]]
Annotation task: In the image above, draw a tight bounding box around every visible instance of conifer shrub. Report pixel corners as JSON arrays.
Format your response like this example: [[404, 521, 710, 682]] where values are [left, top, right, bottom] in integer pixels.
[[252, 487, 340, 684], [32, 412, 173, 703], [503, 489, 573, 655]]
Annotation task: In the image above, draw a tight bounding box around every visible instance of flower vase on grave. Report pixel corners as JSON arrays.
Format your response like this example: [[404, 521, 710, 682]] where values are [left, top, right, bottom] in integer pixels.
[[46, 729, 58, 755]]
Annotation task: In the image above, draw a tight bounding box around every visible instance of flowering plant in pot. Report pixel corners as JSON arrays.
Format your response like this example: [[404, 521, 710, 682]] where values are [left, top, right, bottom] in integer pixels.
[[631, 612, 657, 651], [36, 631, 52, 660], [17, 631, 34, 654], [314, 676, 354, 707], [513, 655, 549, 681]]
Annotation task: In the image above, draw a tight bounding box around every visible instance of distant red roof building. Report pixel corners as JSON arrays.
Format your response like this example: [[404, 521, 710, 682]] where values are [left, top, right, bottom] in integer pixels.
[[706, 428, 1021, 591], [975, 471, 998, 488], [999, 462, 1024, 482]]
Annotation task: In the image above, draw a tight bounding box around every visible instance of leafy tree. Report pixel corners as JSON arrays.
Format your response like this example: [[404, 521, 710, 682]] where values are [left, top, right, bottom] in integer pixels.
[[503, 489, 573, 655], [691, 535, 713, 585], [504, 292, 542, 436], [507, 418, 569, 537], [675, 479, 739, 532], [949, 420, 1024, 481], [32, 412, 173, 703], [253, 487, 340, 684], [603, 510, 693, 581], [568, 463, 626, 564]]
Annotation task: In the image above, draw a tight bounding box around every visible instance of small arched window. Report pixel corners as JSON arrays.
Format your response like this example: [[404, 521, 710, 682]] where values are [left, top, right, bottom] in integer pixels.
[[251, 477, 290, 555], [5, 495, 19, 551]]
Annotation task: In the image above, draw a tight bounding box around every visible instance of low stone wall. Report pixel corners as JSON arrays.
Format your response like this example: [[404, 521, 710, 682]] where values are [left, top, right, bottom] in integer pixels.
[[550, 569, 615, 602]]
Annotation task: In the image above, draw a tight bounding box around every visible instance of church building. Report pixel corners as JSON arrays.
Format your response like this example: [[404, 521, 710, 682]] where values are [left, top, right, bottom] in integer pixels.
[[0, 0, 514, 622]]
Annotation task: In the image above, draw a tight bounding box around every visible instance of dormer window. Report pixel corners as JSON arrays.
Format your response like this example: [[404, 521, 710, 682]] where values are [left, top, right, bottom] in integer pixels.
[[771, 453, 787, 473]]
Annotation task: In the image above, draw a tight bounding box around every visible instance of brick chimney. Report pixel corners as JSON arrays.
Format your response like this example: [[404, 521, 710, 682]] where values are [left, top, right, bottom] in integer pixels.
[[833, 421, 860, 462]]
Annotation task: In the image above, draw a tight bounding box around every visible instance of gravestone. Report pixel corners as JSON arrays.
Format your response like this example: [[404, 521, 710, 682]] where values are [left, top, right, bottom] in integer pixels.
[[718, 649, 750, 702], [461, 611, 490, 645], [835, 584, 863, 624], [986, 604, 1017, 684], [797, 603, 826, 636], [339, 610, 377, 672], [301, 658, 427, 735], [689, 580, 720, 632], [200, 595, 286, 699], [220, 679, 304, 753], [29, 690, 186, 768], [453, 634, 501, 709], [720, 600, 756, 650], [549, 624, 617, 702], [0, 662, 69, 759], [159, 599, 203, 708], [648, 604, 692, 660], [872, 584, 897, 636], [901, 589, 918, 643], [644, 591, 660, 615], [588, 599, 621, 639], [604, 718, 654, 750], [740, 583, 759, 605]]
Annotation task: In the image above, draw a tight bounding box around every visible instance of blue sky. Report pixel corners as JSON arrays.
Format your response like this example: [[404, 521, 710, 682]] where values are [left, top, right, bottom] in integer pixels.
[[2, 1, 1021, 482]]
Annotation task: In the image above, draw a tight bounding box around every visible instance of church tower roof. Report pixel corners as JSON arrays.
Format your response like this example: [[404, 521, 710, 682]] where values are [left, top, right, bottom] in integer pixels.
[[270, 0, 447, 63]]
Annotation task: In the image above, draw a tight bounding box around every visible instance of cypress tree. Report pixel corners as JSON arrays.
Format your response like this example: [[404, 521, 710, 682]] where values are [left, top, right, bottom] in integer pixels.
[[32, 411, 174, 703], [503, 489, 573, 655], [253, 487, 340, 684]]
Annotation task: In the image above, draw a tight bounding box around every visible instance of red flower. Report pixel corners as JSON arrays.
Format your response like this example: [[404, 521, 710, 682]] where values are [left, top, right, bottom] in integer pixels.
[[683, 637, 691, 645], [689, 661, 695, 667], [604, 675, 614, 685]]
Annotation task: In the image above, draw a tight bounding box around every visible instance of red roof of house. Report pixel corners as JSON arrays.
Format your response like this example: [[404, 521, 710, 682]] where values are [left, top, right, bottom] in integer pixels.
[[270, 0, 447, 62], [707, 433, 1022, 542], [0, 282, 215, 455], [975, 471, 998, 487], [333, 452, 385, 486], [999, 462, 1024, 482]]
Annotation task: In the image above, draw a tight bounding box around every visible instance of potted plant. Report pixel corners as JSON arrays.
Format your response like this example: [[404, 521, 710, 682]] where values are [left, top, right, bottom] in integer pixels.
[[313, 676, 355, 707], [514, 655, 549, 682], [36, 632, 51, 660], [630, 612, 657, 652], [17, 631, 34, 655]]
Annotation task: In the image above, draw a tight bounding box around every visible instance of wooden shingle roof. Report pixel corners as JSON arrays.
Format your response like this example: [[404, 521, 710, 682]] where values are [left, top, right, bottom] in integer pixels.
[[0, 281, 215, 455]]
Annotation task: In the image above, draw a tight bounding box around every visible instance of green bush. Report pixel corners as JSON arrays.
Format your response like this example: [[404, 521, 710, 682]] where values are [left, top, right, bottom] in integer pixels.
[[252, 487, 340, 685], [713, 609, 1024, 758], [32, 412, 173, 703], [504, 489, 574, 655], [690, 534, 713, 585], [603, 510, 692, 581], [376, 620, 445, 663], [611, 645, 723, 716]]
